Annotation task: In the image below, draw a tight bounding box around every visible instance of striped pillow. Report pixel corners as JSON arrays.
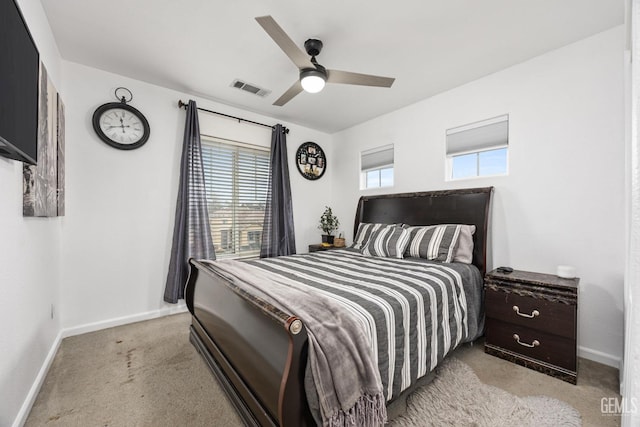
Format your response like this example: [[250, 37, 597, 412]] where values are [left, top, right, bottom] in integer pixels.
[[362, 226, 411, 259], [351, 223, 395, 250], [404, 225, 463, 263]]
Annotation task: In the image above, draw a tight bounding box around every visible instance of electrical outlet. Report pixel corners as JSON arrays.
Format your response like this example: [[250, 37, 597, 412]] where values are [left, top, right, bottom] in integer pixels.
[[50, 304, 54, 319]]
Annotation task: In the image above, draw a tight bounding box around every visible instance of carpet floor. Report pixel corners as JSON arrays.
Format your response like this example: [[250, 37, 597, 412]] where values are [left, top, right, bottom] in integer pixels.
[[25, 313, 620, 426], [390, 358, 581, 427]]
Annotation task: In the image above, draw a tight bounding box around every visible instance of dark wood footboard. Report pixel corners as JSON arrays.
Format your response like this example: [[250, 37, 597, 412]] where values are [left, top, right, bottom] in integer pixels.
[[185, 259, 315, 427]]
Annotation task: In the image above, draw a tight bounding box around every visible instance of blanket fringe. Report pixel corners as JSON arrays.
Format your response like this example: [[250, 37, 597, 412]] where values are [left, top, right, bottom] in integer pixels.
[[327, 393, 387, 427]]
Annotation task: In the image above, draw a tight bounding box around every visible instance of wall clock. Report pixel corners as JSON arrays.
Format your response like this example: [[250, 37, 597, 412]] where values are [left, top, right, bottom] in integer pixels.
[[296, 142, 326, 180], [92, 87, 150, 150]]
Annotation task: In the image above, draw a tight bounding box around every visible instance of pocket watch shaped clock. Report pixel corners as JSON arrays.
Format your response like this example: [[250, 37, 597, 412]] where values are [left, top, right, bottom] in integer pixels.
[[92, 87, 150, 150]]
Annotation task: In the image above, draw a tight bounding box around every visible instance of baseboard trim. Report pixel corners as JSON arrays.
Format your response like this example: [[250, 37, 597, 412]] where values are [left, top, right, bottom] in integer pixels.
[[578, 345, 621, 369], [12, 304, 188, 427], [12, 330, 63, 427], [61, 303, 188, 339]]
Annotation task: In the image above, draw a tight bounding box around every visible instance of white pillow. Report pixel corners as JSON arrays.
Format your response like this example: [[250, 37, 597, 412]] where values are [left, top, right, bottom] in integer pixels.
[[452, 225, 476, 264]]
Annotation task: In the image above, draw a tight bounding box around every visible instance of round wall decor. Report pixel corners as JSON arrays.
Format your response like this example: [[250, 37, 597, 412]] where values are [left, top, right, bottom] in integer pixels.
[[295, 142, 326, 180], [92, 87, 150, 150]]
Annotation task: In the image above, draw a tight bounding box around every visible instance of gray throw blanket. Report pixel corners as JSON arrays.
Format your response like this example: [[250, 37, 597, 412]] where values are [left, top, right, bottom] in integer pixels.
[[202, 259, 387, 427]]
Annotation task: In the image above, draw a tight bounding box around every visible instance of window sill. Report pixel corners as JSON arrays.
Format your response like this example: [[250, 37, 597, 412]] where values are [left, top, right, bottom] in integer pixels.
[[445, 172, 508, 182], [360, 185, 394, 191]]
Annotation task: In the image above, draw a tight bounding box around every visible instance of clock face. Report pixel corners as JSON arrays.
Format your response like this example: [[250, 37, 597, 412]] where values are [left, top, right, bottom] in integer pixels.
[[92, 102, 150, 150], [99, 108, 145, 145], [296, 142, 326, 180]]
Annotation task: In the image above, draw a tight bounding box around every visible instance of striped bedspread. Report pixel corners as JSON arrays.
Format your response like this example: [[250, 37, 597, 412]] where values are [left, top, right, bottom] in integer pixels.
[[238, 248, 484, 401]]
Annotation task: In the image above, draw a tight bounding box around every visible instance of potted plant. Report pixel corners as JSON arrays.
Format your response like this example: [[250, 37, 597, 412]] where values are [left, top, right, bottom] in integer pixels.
[[318, 206, 339, 245]]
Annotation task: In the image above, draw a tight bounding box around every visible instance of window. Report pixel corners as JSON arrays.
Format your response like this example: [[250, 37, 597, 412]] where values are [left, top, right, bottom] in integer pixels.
[[201, 136, 270, 258], [361, 144, 394, 189], [246, 230, 262, 250], [446, 115, 508, 180], [220, 230, 233, 250]]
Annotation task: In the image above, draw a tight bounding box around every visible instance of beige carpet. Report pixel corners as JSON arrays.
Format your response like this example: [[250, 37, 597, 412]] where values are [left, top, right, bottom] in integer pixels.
[[391, 358, 580, 426], [26, 313, 243, 427], [26, 313, 620, 426]]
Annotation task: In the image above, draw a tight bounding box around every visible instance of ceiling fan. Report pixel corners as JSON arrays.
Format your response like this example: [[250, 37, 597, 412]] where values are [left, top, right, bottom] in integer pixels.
[[255, 15, 395, 106]]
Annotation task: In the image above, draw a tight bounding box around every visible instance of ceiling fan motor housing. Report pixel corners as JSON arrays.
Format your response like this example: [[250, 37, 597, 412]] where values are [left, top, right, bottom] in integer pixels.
[[300, 63, 327, 78]]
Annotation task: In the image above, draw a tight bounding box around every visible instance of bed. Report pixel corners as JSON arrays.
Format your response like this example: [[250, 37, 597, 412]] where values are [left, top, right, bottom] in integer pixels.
[[185, 187, 493, 426]]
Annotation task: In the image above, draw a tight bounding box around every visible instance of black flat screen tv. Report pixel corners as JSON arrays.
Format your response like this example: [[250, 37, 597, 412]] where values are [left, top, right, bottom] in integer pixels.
[[0, 0, 40, 165]]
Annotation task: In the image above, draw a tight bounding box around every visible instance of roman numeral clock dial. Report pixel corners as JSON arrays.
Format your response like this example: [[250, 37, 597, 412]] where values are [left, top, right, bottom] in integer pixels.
[[92, 88, 150, 150]]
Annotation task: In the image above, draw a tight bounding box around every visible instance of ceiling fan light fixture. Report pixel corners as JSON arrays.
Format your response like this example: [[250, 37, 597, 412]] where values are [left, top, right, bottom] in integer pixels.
[[300, 68, 326, 93]]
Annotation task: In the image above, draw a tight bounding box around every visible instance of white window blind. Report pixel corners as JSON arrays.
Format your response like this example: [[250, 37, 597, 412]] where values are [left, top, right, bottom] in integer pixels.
[[201, 136, 270, 258], [361, 144, 394, 171], [360, 144, 394, 189], [446, 115, 509, 156]]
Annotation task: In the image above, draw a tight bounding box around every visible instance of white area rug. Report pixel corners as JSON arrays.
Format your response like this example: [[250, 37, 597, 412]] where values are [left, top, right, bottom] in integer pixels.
[[391, 358, 581, 427]]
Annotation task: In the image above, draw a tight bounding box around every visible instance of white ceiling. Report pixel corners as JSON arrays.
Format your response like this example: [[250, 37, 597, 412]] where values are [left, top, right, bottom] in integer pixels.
[[40, 0, 623, 133]]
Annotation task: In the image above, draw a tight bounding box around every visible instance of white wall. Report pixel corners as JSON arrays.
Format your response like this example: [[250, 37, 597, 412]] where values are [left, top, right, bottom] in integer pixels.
[[622, 0, 639, 424], [0, 1, 63, 425], [59, 61, 333, 330], [331, 26, 626, 366]]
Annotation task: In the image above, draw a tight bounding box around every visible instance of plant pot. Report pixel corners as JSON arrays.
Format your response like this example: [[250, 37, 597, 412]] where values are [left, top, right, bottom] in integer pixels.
[[321, 235, 335, 245]]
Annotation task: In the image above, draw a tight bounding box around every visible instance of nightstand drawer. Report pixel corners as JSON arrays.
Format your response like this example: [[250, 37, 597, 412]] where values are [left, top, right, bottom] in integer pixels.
[[486, 319, 576, 371], [485, 289, 576, 339]]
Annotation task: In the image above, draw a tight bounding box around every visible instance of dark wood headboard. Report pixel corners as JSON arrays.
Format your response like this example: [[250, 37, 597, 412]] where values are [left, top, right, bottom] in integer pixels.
[[353, 187, 493, 275]]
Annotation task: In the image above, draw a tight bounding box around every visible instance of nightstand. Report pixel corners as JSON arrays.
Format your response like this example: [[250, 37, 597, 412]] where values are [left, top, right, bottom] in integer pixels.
[[308, 244, 340, 253], [484, 269, 579, 384]]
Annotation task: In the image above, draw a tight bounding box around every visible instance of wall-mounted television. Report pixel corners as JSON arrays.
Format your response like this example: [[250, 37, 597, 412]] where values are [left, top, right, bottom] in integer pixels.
[[0, 0, 40, 165]]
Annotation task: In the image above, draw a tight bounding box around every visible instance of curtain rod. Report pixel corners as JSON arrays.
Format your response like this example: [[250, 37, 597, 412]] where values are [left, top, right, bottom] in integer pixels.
[[177, 100, 288, 134]]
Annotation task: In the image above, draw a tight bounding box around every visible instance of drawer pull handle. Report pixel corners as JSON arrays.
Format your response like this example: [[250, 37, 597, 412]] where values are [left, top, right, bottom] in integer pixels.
[[513, 334, 540, 348], [513, 305, 539, 319]]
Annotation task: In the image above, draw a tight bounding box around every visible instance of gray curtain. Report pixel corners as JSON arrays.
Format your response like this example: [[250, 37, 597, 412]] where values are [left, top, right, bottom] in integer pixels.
[[260, 124, 296, 258], [164, 100, 215, 303]]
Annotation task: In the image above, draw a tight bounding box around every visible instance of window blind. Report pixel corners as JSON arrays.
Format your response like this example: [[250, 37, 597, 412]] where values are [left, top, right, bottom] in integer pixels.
[[201, 137, 270, 258], [361, 144, 394, 171], [446, 115, 508, 156]]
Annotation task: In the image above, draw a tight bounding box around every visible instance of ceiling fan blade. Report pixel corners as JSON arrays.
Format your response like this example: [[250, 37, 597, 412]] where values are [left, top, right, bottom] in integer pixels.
[[255, 16, 314, 70], [327, 70, 395, 88], [273, 81, 304, 106]]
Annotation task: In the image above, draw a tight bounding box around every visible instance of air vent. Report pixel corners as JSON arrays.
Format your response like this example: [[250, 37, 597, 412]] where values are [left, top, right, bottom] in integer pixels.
[[230, 79, 271, 97]]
